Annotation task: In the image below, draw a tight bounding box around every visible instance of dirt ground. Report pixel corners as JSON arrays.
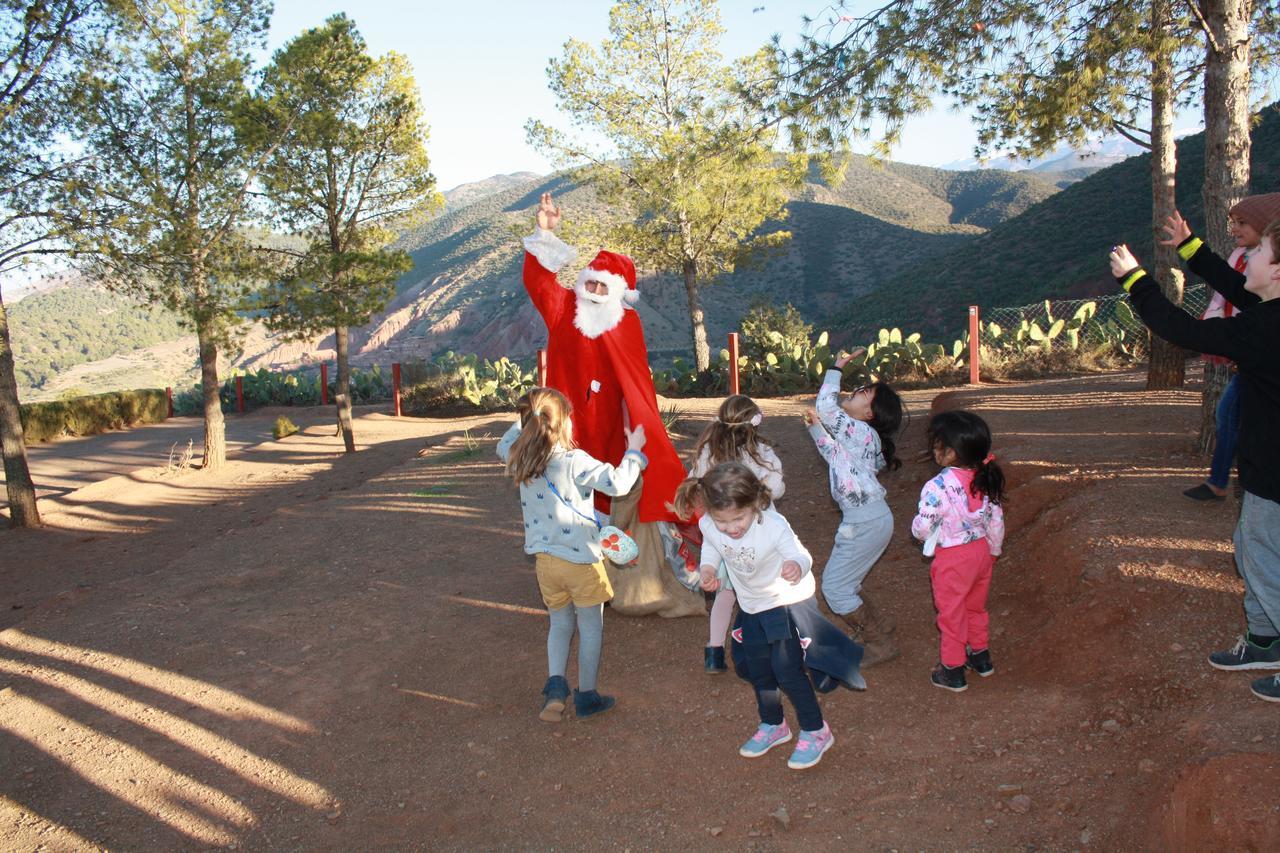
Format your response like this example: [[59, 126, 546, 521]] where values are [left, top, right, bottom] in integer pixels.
[[2, 370, 1278, 851]]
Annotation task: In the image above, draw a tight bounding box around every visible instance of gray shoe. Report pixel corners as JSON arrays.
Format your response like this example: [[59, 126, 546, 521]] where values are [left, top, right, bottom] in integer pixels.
[[1208, 636, 1280, 671]]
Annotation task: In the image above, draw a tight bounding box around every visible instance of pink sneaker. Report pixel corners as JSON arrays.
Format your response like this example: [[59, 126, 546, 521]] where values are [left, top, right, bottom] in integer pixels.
[[738, 721, 792, 758], [787, 722, 834, 769]]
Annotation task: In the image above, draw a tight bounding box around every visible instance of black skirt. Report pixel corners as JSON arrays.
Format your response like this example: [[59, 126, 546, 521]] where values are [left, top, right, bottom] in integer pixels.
[[729, 596, 866, 692]]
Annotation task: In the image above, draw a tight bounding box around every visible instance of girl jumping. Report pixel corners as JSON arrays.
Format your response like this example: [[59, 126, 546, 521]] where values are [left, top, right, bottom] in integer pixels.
[[804, 349, 904, 666], [671, 462, 864, 770]]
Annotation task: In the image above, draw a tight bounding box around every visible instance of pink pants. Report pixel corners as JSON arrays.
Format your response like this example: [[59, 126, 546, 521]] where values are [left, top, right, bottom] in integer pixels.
[[930, 540, 995, 668]]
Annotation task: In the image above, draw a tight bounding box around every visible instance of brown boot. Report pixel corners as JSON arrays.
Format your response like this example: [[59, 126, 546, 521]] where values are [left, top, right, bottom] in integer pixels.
[[838, 605, 900, 668], [858, 591, 896, 634]]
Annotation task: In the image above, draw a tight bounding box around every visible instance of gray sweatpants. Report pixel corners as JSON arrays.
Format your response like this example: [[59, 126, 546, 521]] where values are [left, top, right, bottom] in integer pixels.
[[821, 505, 894, 616], [1235, 492, 1280, 637]]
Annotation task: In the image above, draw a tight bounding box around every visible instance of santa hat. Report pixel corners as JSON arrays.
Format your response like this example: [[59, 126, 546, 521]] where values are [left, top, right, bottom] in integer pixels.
[[578, 249, 640, 306], [1230, 192, 1280, 235]]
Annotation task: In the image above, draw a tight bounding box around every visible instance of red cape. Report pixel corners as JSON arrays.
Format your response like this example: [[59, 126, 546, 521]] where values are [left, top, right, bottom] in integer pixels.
[[523, 251, 685, 522]]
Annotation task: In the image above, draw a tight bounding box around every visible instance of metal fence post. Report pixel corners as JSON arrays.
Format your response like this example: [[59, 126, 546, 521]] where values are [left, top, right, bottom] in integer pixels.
[[968, 306, 980, 385], [728, 332, 740, 395], [392, 362, 402, 417], [235, 376, 245, 413]]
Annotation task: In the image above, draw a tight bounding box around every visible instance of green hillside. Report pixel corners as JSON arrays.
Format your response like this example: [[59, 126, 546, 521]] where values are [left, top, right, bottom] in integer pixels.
[[9, 285, 187, 393], [391, 156, 1060, 357], [836, 104, 1280, 341]]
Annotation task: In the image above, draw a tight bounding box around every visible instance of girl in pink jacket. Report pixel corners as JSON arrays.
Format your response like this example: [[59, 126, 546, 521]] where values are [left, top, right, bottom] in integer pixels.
[[911, 411, 1006, 693]]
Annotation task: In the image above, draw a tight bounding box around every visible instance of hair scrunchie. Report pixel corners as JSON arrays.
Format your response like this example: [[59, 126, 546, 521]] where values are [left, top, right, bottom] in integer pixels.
[[982, 452, 996, 465]]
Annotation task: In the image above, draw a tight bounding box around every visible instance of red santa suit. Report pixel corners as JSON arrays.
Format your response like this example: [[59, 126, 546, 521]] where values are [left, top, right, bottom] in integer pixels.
[[522, 228, 685, 523]]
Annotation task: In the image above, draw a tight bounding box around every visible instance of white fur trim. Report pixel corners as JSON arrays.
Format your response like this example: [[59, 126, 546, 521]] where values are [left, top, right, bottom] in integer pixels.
[[576, 266, 628, 297], [621, 289, 640, 305], [522, 228, 577, 273], [573, 297, 625, 338]]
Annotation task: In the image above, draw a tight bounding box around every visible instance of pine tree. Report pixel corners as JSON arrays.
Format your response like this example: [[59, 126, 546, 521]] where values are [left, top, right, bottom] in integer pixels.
[[527, 0, 805, 372], [253, 14, 440, 452]]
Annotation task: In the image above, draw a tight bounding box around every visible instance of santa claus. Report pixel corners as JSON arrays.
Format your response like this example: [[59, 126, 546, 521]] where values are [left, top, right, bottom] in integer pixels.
[[520, 192, 702, 617]]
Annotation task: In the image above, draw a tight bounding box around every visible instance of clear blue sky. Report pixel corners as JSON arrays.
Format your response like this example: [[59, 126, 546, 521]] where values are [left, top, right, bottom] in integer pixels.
[[267, 0, 1000, 190]]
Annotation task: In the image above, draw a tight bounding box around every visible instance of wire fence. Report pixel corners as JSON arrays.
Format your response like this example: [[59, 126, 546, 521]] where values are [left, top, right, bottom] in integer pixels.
[[981, 282, 1210, 358]]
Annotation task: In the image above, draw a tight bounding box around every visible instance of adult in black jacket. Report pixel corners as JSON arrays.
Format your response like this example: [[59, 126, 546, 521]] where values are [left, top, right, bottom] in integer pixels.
[[1110, 217, 1280, 704]]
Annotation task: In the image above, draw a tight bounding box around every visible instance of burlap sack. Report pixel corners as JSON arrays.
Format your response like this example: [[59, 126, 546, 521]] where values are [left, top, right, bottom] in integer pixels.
[[604, 476, 704, 618]]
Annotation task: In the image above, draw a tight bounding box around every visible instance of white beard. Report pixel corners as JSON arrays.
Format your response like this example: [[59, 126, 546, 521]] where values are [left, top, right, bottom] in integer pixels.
[[573, 287, 625, 339]]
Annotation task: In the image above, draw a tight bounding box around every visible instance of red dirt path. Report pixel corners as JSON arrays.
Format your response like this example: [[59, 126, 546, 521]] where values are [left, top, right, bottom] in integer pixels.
[[2, 370, 1277, 850]]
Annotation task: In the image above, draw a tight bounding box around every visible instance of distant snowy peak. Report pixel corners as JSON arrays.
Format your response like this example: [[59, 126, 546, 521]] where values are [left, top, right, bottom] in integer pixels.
[[942, 129, 1198, 174]]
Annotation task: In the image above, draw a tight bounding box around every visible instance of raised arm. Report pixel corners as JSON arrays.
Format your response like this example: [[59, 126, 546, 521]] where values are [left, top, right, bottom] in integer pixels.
[[495, 419, 522, 463], [521, 192, 577, 326], [1159, 212, 1258, 308]]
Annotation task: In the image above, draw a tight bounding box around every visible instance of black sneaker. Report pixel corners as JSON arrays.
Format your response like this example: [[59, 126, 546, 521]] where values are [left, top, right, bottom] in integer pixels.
[[1183, 483, 1226, 502], [1207, 635, 1280, 671], [931, 663, 967, 693], [704, 645, 727, 674], [966, 648, 995, 677], [1250, 674, 1280, 703]]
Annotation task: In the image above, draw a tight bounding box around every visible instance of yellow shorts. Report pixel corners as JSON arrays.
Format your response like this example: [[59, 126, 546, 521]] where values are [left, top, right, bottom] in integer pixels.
[[535, 553, 613, 610]]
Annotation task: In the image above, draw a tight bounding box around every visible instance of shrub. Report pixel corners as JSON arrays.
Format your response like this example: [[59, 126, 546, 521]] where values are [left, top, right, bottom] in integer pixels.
[[272, 415, 299, 439], [20, 389, 168, 443]]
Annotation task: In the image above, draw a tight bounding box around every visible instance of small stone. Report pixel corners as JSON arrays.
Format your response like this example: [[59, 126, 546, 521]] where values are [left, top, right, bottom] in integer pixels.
[[325, 810, 342, 822], [1138, 759, 1156, 773], [1101, 719, 1121, 734], [477, 770, 487, 779], [771, 806, 791, 830], [1080, 829, 1092, 845], [997, 784, 1023, 797], [554, 783, 562, 792], [1252, 734, 1264, 743], [1170, 643, 1183, 652], [1008, 795, 1031, 814], [708, 827, 723, 837]]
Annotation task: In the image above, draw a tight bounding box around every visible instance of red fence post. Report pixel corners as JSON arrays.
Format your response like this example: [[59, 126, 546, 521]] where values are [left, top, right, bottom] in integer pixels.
[[537, 349, 547, 386], [727, 332, 740, 395], [968, 306, 981, 385], [166, 387, 173, 419], [320, 363, 329, 406], [235, 376, 245, 413], [392, 362, 402, 417]]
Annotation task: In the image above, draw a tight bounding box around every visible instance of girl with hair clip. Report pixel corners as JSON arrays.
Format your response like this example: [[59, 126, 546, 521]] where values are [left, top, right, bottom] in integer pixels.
[[496, 387, 648, 722], [803, 348, 904, 667], [670, 462, 864, 770], [688, 394, 786, 675], [911, 410, 1006, 693]]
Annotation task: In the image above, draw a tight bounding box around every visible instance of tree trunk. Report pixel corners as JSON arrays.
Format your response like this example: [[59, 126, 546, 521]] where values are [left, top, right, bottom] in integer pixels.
[[1146, 5, 1185, 390], [1197, 0, 1252, 452], [196, 319, 226, 470], [334, 324, 356, 453], [681, 258, 710, 373], [0, 290, 40, 527]]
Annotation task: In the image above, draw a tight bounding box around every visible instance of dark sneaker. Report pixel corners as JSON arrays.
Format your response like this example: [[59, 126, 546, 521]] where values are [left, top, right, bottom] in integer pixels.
[[1183, 483, 1226, 501], [573, 688, 616, 719], [1208, 635, 1280, 671], [966, 648, 995, 677], [931, 663, 967, 693], [539, 675, 570, 722], [704, 645, 727, 674], [1250, 674, 1280, 703]]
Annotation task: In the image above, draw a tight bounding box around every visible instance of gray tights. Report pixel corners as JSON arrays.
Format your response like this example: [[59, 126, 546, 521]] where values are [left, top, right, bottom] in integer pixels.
[[547, 603, 604, 691]]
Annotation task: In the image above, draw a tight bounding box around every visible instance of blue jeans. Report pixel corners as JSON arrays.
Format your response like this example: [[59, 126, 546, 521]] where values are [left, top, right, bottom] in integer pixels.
[[1208, 375, 1240, 489]]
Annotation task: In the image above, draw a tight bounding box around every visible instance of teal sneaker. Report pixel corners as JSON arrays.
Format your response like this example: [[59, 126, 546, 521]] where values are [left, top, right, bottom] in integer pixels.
[[787, 722, 834, 770], [738, 721, 792, 758]]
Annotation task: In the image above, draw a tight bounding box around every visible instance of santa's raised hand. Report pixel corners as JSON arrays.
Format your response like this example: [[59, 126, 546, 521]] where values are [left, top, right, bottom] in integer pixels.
[[536, 192, 561, 231]]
